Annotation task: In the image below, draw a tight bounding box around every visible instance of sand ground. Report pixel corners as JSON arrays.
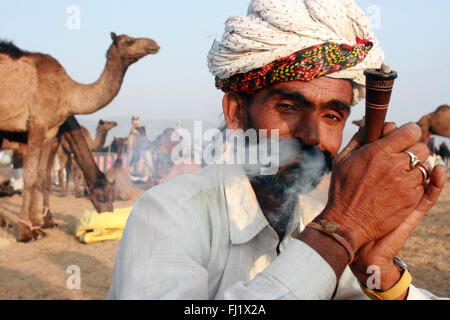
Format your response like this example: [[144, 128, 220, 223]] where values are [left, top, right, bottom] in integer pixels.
[[0, 166, 448, 299]]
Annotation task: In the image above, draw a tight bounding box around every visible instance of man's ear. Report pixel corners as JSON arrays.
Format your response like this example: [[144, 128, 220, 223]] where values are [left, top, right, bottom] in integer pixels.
[[222, 92, 249, 131]]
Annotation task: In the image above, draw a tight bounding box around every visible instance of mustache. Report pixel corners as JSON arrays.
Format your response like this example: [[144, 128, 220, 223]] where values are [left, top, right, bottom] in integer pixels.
[[248, 138, 333, 188], [276, 140, 333, 177]]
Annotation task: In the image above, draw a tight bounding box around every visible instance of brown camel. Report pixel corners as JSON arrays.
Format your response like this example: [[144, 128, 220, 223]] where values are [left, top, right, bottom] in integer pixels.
[[0, 33, 159, 241], [51, 116, 115, 215], [106, 137, 137, 201], [352, 116, 365, 128], [1, 117, 116, 236], [0, 180, 21, 197], [352, 105, 450, 143], [417, 105, 450, 142], [56, 119, 117, 196]]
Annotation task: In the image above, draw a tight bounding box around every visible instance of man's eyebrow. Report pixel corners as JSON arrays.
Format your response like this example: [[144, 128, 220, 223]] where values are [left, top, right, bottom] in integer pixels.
[[323, 99, 351, 113], [262, 88, 351, 113], [262, 88, 313, 107]]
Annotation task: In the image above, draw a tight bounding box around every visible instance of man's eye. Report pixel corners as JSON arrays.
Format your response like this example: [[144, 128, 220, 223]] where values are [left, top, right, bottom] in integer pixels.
[[276, 104, 297, 111], [325, 114, 340, 122]]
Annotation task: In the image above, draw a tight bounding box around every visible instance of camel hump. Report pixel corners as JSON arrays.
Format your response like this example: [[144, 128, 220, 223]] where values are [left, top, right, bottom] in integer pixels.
[[0, 41, 25, 59], [436, 104, 449, 112]]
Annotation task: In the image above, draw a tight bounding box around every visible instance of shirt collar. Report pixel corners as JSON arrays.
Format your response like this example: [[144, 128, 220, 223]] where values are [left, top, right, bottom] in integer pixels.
[[223, 165, 269, 244]]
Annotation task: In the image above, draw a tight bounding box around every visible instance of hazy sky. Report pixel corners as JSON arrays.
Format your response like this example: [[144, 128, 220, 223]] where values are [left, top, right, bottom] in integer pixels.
[[1, 0, 449, 144]]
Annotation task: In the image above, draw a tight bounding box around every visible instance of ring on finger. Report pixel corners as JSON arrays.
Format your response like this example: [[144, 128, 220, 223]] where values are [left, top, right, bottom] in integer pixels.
[[403, 151, 421, 169], [417, 163, 431, 183]]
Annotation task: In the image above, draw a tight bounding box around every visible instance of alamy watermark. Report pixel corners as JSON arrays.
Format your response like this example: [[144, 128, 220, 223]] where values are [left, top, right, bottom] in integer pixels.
[[66, 265, 81, 290], [66, 5, 81, 30], [367, 5, 381, 30], [365, 265, 381, 289], [170, 121, 281, 176]]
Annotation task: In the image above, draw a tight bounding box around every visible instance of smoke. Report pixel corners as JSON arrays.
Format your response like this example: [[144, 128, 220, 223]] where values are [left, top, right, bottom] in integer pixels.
[[243, 138, 332, 236]]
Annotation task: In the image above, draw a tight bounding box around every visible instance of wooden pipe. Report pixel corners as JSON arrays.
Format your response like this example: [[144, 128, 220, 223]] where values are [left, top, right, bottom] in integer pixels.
[[363, 68, 398, 144]]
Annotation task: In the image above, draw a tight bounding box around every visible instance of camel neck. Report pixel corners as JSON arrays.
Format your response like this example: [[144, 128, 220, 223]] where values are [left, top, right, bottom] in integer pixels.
[[92, 127, 108, 151], [60, 117, 105, 188], [69, 47, 127, 115]]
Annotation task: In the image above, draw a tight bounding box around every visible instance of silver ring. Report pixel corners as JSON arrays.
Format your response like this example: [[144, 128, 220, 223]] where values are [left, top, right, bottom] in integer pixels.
[[417, 164, 430, 182], [403, 151, 421, 169]]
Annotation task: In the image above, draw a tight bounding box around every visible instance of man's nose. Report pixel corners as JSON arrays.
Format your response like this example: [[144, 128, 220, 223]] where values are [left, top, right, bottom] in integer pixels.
[[293, 114, 320, 147]]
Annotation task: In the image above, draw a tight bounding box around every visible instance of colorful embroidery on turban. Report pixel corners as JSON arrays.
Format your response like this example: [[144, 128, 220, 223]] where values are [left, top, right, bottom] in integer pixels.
[[216, 38, 373, 94]]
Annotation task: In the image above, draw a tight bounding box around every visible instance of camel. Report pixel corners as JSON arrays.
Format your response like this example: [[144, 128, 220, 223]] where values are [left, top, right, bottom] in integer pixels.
[[106, 137, 137, 201], [0, 180, 21, 197], [417, 105, 450, 142], [352, 116, 365, 128], [52, 116, 115, 214], [82, 120, 118, 151], [0, 33, 159, 241], [351, 105, 450, 143], [1, 116, 116, 236], [56, 119, 117, 196], [104, 127, 189, 185]]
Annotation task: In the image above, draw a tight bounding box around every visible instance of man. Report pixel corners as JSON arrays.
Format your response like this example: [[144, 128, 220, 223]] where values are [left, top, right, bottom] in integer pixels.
[[108, 0, 445, 300], [127, 116, 142, 174]]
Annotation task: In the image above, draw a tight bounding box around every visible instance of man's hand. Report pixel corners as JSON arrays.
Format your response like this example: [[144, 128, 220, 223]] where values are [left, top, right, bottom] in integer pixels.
[[349, 124, 445, 298], [320, 122, 432, 252], [298, 122, 444, 285]]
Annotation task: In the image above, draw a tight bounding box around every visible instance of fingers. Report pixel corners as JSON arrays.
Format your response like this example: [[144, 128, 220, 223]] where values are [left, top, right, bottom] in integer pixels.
[[394, 165, 445, 236], [381, 122, 397, 137], [417, 161, 432, 182], [402, 143, 431, 185], [403, 143, 430, 167], [415, 165, 446, 214], [338, 126, 365, 160], [375, 122, 422, 154]]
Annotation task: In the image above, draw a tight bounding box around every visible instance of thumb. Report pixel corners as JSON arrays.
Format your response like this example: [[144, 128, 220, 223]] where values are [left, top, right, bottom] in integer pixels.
[[338, 126, 365, 160], [415, 165, 446, 214]]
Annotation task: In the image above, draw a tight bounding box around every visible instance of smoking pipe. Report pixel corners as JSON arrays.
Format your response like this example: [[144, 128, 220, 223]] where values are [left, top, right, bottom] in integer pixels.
[[363, 66, 398, 144]]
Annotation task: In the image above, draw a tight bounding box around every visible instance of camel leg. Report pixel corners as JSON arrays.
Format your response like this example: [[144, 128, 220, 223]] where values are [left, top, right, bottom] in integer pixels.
[[57, 145, 69, 196], [74, 163, 84, 197], [42, 137, 59, 228], [28, 136, 54, 229], [17, 125, 46, 242]]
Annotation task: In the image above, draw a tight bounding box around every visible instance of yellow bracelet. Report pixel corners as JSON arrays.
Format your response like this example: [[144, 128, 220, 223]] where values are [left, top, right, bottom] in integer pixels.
[[359, 268, 412, 300]]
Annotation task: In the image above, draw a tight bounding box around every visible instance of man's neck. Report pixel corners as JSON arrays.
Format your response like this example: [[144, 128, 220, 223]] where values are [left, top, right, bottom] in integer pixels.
[[250, 179, 296, 241]]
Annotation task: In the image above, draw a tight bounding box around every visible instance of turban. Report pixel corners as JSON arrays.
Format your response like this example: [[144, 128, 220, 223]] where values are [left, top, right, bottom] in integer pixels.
[[208, 0, 385, 106]]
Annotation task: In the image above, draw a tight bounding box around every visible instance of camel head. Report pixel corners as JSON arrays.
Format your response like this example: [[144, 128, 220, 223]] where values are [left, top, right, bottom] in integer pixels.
[[110, 32, 160, 66], [417, 115, 431, 143], [98, 119, 118, 132], [89, 177, 115, 213], [112, 137, 127, 153], [352, 117, 365, 128]]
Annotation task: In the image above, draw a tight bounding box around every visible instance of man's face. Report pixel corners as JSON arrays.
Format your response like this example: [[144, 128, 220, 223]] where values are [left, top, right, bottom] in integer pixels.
[[223, 76, 353, 196], [245, 77, 352, 159]]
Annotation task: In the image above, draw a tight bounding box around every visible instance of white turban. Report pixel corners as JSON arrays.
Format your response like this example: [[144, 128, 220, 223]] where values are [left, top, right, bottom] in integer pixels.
[[208, 0, 385, 105]]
